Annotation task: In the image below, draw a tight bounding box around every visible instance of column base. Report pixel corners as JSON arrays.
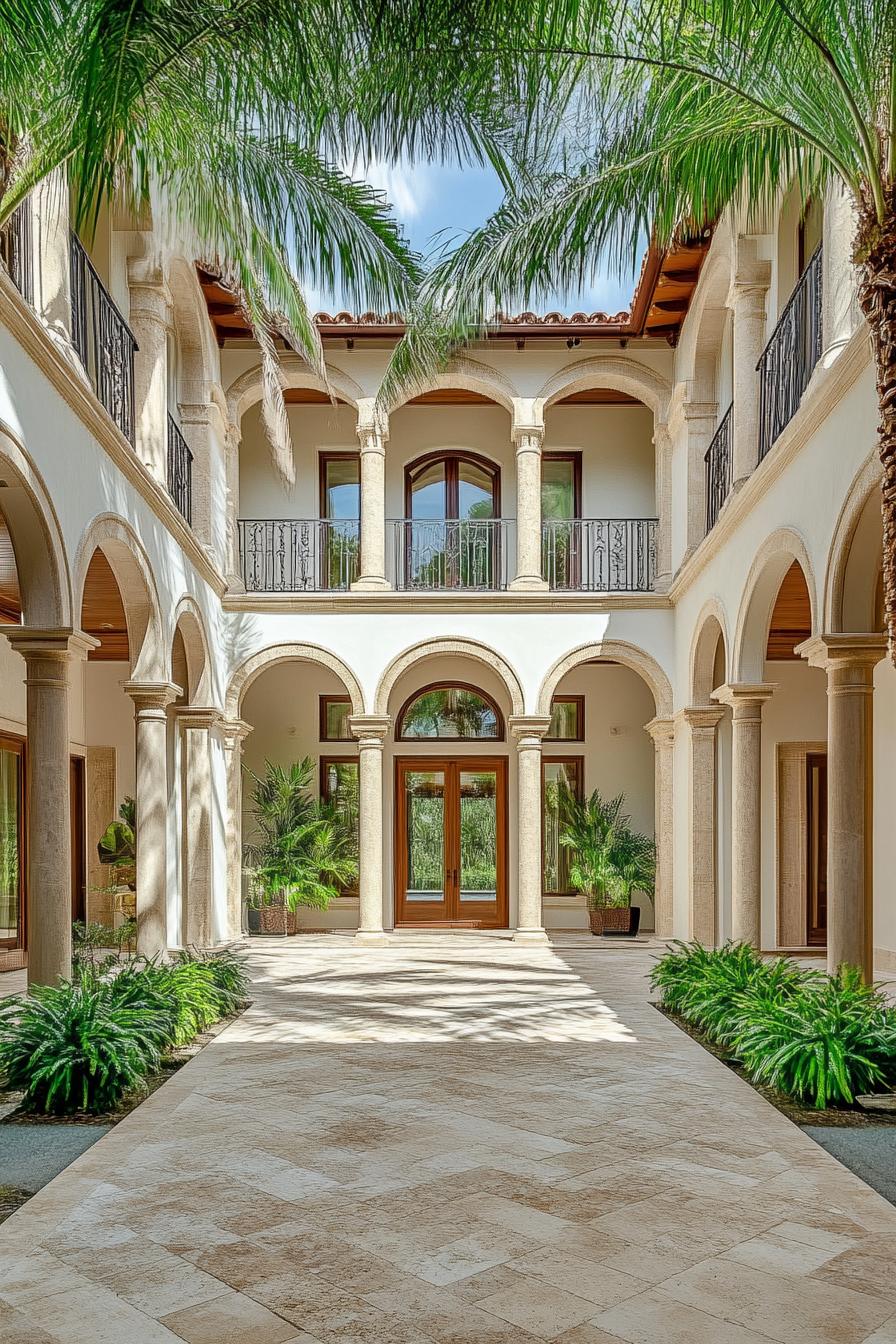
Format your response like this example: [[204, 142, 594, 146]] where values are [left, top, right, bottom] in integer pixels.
[[350, 576, 392, 592], [512, 927, 550, 945], [509, 575, 549, 592], [354, 929, 391, 946]]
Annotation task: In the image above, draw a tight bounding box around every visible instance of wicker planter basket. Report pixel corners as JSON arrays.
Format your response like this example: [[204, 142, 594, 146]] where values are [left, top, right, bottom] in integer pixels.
[[589, 906, 641, 937], [257, 901, 299, 935]]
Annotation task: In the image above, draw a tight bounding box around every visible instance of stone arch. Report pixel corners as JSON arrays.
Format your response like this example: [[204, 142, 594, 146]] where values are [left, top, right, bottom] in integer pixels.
[[675, 231, 733, 401], [170, 596, 212, 704], [73, 515, 165, 680], [537, 356, 673, 420], [537, 639, 673, 718], [733, 528, 818, 681], [0, 422, 72, 626], [690, 599, 730, 705], [226, 641, 364, 720], [166, 257, 220, 396], [824, 452, 883, 633], [374, 637, 525, 717], [385, 357, 518, 416], [225, 355, 365, 430]]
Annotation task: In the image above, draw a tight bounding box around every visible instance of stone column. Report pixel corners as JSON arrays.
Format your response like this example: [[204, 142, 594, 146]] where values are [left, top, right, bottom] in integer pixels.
[[652, 426, 673, 589], [224, 422, 244, 590], [177, 399, 214, 549], [822, 183, 860, 363], [645, 717, 675, 937], [221, 719, 252, 940], [127, 253, 171, 484], [349, 715, 391, 943], [352, 412, 390, 591], [510, 424, 548, 591], [712, 683, 776, 947], [682, 401, 719, 554], [682, 706, 726, 945], [800, 635, 886, 978], [5, 630, 96, 986], [126, 680, 180, 957], [510, 715, 552, 943], [729, 242, 771, 487], [33, 171, 74, 347], [176, 708, 220, 947]]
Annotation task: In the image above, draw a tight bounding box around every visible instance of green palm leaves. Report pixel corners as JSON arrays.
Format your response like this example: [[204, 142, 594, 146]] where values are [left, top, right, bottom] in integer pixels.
[[558, 786, 656, 909]]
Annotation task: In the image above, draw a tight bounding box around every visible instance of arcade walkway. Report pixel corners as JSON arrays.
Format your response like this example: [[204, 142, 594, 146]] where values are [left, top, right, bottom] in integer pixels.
[[2, 936, 896, 1343]]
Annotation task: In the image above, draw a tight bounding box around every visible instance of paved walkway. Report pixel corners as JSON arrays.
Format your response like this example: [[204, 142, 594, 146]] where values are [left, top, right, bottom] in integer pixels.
[[3, 935, 896, 1343]]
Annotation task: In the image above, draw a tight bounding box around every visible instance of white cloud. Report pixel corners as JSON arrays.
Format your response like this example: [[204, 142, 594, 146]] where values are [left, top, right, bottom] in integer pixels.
[[342, 156, 434, 223]]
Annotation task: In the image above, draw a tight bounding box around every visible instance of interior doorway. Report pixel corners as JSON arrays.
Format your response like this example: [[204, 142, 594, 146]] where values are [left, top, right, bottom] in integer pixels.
[[395, 757, 507, 927]]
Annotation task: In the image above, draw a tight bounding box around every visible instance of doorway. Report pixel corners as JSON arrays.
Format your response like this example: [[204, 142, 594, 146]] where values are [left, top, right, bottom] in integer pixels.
[[806, 751, 827, 946], [395, 757, 507, 927]]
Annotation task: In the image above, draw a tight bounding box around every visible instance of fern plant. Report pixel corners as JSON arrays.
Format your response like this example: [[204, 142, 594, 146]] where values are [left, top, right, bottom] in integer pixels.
[[558, 786, 655, 909]]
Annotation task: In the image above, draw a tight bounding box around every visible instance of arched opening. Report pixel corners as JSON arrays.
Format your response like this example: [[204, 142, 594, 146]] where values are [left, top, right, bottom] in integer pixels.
[[396, 683, 504, 740], [689, 610, 732, 944]]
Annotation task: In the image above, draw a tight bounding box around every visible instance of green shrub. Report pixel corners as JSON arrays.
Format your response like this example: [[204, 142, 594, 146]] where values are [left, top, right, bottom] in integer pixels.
[[173, 948, 249, 1010], [0, 979, 167, 1115]]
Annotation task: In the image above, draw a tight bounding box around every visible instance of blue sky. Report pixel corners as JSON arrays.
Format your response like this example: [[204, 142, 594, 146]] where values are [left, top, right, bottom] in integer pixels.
[[314, 159, 642, 316]]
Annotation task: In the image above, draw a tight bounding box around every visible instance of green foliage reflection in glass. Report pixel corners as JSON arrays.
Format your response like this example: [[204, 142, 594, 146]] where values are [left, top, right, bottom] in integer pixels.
[[400, 685, 499, 738], [406, 771, 444, 893], [459, 771, 497, 894]]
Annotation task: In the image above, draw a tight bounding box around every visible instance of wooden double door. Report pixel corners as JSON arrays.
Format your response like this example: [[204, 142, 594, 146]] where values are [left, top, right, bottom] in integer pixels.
[[395, 757, 507, 927]]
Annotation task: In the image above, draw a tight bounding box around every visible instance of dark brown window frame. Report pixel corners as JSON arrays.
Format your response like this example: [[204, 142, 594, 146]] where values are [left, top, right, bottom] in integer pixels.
[[545, 694, 585, 742], [0, 731, 25, 953], [542, 451, 582, 518], [542, 754, 584, 896], [396, 680, 505, 742], [319, 694, 353, 742], [404, 449, 501, 518], [318, 451, 361, 519]]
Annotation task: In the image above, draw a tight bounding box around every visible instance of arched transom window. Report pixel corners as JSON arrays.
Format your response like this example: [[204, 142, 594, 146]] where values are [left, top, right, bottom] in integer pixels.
[[406, 452, 499, 520], [397, 683, 504, 740]]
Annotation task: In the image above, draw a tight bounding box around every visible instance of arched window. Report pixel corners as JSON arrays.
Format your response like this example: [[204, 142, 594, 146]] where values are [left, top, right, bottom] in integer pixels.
[[397, 683, 504, 740], [405, 451, 499, 520]]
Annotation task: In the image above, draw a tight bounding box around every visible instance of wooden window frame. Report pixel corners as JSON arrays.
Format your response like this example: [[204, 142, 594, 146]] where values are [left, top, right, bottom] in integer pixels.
[[319, 451, 361, 520], [542, 754, 584, 896], [319, 755, 360, 895], [319, 694, 353, 742], [545, 694, 585, 742], [542, 451, 582, 518], [404, 449, 501, 518], [0, 731, 25, 953], [396, 680, 505, 742]]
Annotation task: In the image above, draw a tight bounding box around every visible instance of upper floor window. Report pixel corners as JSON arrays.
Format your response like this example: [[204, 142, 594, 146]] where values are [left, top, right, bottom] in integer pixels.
[[546, 695, 584, 741], [320, 453, 360, 519], [320, 695, 352, 741], [542, 453, 581, 522], [397, 683, 503, 740], [406, 452, 499, 520]]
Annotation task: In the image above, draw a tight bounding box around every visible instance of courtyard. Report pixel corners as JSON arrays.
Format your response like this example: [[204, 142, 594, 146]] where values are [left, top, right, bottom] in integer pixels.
[[2, 936, 896, 1344]]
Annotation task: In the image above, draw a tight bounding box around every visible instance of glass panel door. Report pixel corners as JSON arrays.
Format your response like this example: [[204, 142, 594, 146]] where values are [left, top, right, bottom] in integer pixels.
[[458, 768, 499, 919], [542, 455, 580, 589], [400, 765, 448, 918], [0, 738, 23, 947], [320, 455, 360, 589]]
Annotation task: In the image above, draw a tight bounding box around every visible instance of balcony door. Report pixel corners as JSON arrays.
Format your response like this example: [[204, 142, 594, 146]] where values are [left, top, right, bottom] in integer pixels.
[[395, 758, 507, 927], [404, 452, 500, 589], [319, 453, 360, 589], [541, 452, 581, 589]]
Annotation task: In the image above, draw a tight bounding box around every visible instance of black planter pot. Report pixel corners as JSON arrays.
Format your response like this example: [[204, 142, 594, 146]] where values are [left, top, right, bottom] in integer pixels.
[[588, 905, 641, 937], [246, 907, 261, 933]]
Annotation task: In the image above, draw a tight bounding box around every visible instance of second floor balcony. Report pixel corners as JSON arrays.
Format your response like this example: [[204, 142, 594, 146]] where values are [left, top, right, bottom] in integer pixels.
[[70, 232, 137, 445]]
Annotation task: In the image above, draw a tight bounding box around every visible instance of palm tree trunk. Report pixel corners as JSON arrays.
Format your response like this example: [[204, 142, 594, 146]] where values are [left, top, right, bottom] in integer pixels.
[[856, 196, 896, 666]]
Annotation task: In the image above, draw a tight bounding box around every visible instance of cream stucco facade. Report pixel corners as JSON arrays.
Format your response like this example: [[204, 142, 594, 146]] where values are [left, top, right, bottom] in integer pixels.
[[0, 179, 891, 985]]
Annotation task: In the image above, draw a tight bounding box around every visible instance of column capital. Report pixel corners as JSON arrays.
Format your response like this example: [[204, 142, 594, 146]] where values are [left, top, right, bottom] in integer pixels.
[[644, 716, 675, 748], [509, 714, 553, 744], [349, 714, 391, 745], [796, 633, 887, 671], [4, 627, 99, 662], [125, 679, 181, 713], [711, 682, 777, 716], [679, 704, 726, 734], [512, 424, 544, 453], [220, 717, 253, 751], [174, 706, 223, 730]]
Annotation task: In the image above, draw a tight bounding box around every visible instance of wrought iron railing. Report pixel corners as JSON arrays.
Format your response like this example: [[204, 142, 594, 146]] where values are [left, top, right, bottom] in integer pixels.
[[69, 232, 137, 444], [238, 518, 360, 591], [167, 414, 193, 524], [757, 243, 823, 460], [0, 203, 33, 304], [704, 403, 733, 533], [391, 518, 512, 590], [542, 518, 657, 591]]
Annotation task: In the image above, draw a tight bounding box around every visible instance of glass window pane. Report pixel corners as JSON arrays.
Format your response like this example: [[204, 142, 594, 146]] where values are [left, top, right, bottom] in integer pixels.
[[542, 458, 576, 520], [322, 457, 360, 519], [322, 698, 352, 741], [410, 461, 447, 519], [0, 747, 21, 943], [405, 770, 445, 899], [400, 686, 499, 739], [458, 461, 495, 519], [322, 759, 359, 873], [459, 770, 497, 901], [543, 760, 581, 894], [547, 698, 582, 740]]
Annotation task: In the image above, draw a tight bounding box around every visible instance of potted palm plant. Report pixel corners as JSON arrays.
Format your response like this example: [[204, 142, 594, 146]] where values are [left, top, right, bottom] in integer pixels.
[[558, 787, 655, 937], [97, 797, 137, 928], [243, 758, 357, 935]]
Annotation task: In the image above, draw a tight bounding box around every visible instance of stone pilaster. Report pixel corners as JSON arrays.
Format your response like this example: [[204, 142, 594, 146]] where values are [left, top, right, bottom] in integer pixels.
[[175, 707, 221, 947], [645, 717, 675, 937], [349, 715, 391, 942], [352, 410, 390, 591], [125, 680, 180, 957], [681, 706, 726, 945], [221, 719, 252, 940], [127, 252, 172, 485], [4, 629, 97, 985], [712, 683, 776, 947], [223, 422, 244, 590], [652, 426, 673, 589], [799, 635, 886, 978], [509, 420, 548, 591], [509, 715, 552, 943], [681, 401, 719, 554], [729, 242, 771, 486]]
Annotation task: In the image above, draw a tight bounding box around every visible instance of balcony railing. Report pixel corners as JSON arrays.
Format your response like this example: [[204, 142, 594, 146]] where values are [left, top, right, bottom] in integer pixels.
[[542, 518, 657, 591], [704, 403, 733, 533], [757, 243, 823, 460], [391, 518, 512, 591], [167, 414, 193, 524], [69, 232, 138, 445], [239, 518, 360, 591], [0, 204, 33, 304]]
